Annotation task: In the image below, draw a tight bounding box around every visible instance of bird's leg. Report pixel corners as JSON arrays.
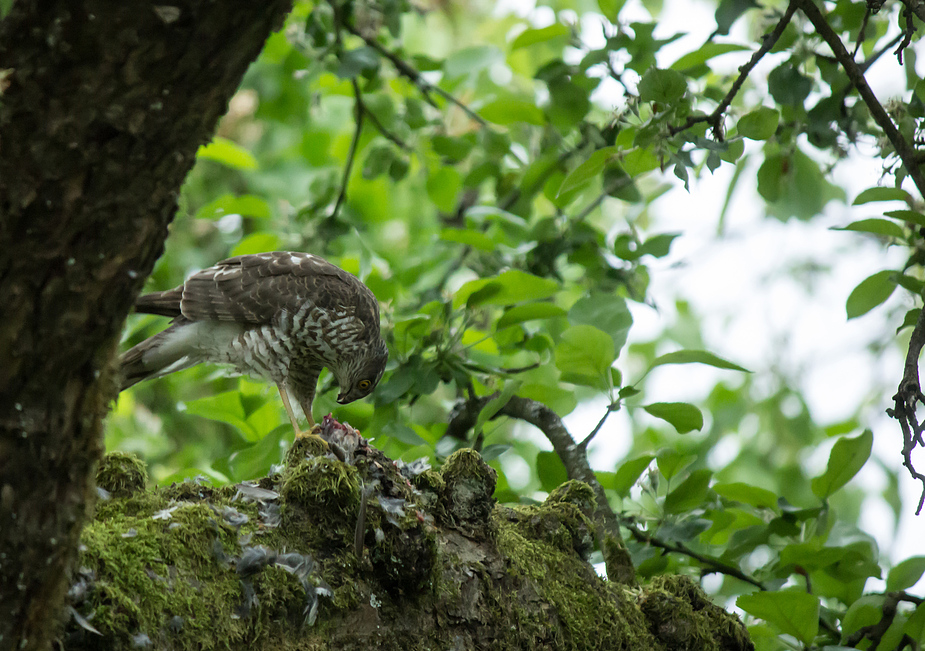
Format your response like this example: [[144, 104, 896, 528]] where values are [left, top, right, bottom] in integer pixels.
[[277, 384, 303, 437], [299, 396, 320, 434]]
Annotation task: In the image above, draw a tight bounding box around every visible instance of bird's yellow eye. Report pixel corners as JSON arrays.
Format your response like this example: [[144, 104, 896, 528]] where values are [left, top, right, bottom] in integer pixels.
[[358, 379, 372, 391]]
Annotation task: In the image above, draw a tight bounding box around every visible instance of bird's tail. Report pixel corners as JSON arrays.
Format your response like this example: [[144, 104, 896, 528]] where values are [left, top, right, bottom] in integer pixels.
[[120, 321, 199, 391]]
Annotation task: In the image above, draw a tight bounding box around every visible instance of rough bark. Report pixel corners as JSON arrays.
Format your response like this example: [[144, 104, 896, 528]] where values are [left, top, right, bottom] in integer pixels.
[[61, 432, 753, 651], [0, 2, 292, 648]]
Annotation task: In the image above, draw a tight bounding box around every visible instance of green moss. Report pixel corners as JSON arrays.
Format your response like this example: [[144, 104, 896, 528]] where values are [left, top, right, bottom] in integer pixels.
[[489, 503, 647, 649], [546, 479, 596, 512], [644, 575, 753, 651], [71, 447, 752, 650], [439, 449, 496, 536], [279, 456, 360, 549], [96, 452, 147, 497], [284, 433, 329, 466]]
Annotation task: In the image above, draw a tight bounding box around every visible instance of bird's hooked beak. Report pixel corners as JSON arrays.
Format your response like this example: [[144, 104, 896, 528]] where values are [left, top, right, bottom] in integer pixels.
[[336, 393, 348, 404]]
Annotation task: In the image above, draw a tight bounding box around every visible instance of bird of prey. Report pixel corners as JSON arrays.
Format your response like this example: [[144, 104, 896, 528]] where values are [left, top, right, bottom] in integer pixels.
[[120, 251, 388, 436]]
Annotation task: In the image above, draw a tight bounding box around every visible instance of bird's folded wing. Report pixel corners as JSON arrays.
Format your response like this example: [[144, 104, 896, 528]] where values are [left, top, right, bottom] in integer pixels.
[[178, 252, 363, 325]]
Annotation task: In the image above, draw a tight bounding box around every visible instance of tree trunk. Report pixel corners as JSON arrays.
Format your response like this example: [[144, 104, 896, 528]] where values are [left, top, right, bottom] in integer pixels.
[[0, 2, 292, 648]]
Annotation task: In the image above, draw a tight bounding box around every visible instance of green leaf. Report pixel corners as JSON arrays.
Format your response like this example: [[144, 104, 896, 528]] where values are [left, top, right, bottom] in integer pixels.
[[443, 45, 503, 79], [335, 46, 380, 79], [622, 147, 659, 176], [454, 270, 559, 308], [474, 381, 522, 435], [713, 482, 779, 509], [811, 430, 872, 499], [511, 24, 569, 50], [613, 455, 654, 497], [737, 589, 820, 645], [833, 219, 905, 239], [636, 233, 680, 258], [197, 137, 258, 170], [887, 556, 925, 592], [852, 187, 912, 205], [737, 107, 780, 140], [439, 228, 497, 252], [664, 468, 712, 513], [426, 167, 462, 212], [656, 450, 696, 480], [845, 271, 896, 319], [496, 303, 567, 329], [382, 422, 428, 446], [597, 0, 626, 18], [646, 349, 750, 375], [557, 147, 618, 196], [194, 194, 272, 221], [669, 43, 750, 71], [555, 325, 615, 389], [547, 78, 590, 130], [185, 391, 257, 441], [768, 63, 811, 106], [537, 450, 568, 492], [230, 232, 283, 257], [841, 595, 884, 640], [568, 292, 633, 352], [480, 99, 545, 126], [714, 0, 758, 35], [643, 402, 703, 434], [904, 603, 925, 641], [885, 210, 925, 227], [638, 68, 688, 103], [899, 308, 921, 333], [227, 426, 286, 481]]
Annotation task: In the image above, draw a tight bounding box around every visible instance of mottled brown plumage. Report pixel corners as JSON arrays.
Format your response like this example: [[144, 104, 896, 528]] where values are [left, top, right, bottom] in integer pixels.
[[120, 252, 388, 434]]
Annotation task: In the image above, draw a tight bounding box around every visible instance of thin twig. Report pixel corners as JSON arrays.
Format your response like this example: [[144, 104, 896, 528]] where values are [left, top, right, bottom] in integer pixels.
[[579, 403, 619, 450], [572, 174, 634, 222], [670, 0, 799, 139], [622, 518, 765, 589], [342, 23, 488, 128], [851, 8, 872, 59], [797, 0, 925, 198], [354, 91, 410, 150], [330, 79, 364, 221], [894, 1, 916, 64]]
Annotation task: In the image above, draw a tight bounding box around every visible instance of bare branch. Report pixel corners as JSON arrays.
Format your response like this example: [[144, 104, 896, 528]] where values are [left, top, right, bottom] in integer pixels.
[[330, 79, 364, 221], [670, 0, 798, 139], [355, 91, 411, 151], [579, 402, 619, 451], [621, 517, 765, 590], [797, 0, 925, 198]]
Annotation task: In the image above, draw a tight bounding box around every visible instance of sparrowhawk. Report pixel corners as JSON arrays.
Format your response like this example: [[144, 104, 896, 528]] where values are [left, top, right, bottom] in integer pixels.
[[120, 251, 388, 436]]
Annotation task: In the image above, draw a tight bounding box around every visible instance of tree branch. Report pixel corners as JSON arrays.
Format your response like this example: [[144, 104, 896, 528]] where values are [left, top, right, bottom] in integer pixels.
[[342, 23, 487, 128], [797, 0, 925, 198], [670, 0, 798, 139], [330, 79, 364, 221], [446, 394, 636, 583], [621, 518, 765, 590], [888, 305, 925, 513]]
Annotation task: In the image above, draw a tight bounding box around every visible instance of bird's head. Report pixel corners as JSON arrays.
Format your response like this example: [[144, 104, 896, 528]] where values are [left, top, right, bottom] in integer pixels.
[[335, 339, 388, 404]]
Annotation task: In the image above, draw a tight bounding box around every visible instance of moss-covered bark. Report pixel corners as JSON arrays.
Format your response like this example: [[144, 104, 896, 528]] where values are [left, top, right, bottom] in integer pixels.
[[64, 421, 753, 650]]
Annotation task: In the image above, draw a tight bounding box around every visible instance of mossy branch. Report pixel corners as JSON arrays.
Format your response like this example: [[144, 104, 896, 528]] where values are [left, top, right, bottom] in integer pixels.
[[446, 393, 635, 584]]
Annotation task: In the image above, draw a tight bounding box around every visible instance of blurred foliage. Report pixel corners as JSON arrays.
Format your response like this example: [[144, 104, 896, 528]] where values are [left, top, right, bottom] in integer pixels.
[[110, 0, 925, 647]]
